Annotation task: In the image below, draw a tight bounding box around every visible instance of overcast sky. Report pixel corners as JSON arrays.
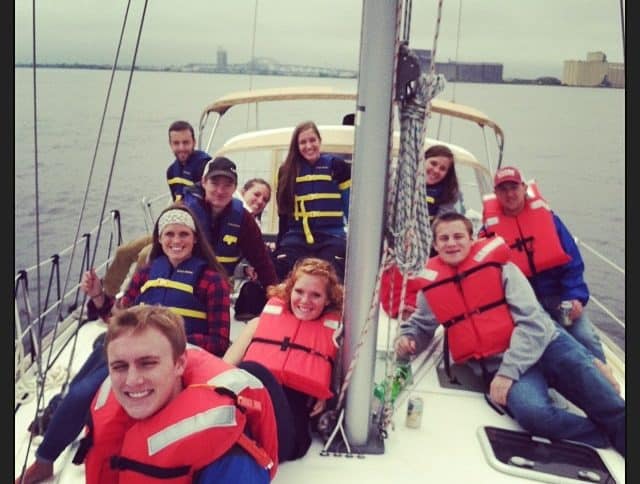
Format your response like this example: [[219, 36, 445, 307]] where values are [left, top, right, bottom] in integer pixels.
[[14, 1, 625, 78]]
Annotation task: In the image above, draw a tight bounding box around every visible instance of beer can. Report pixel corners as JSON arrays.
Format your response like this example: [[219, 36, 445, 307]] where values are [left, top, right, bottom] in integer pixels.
[[559, 300, 573, 327], [406, 396, 423, 429]]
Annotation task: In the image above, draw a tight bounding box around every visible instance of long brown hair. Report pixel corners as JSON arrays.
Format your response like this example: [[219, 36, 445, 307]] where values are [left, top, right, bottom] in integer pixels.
[[276, 121, 322, 216], [424, 144, 460, 204]]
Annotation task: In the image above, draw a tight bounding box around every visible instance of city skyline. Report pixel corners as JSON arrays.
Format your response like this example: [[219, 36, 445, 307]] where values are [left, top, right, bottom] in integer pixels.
[[14, 1, 624, 79]]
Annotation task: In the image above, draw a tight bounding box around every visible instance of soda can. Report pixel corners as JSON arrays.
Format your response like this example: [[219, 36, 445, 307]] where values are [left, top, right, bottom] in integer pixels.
[[406, 396, 423, 429], [559, 300, 573, 327]]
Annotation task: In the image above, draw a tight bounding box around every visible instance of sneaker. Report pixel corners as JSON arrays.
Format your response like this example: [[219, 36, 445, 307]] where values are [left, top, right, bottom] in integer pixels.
[[27, 394, 63, 436]]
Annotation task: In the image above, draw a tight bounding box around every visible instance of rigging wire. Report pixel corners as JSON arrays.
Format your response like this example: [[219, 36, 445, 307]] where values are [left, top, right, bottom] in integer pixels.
[[446, 0, 463, 141], [17, 2, 145, 478], [43, 0, 136, 396], [619, 0, 625, 63], [247, 0, 259, 131]]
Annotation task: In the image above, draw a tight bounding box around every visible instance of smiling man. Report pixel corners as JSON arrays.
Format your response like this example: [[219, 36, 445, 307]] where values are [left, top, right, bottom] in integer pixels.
[[395, 212, 625, 457], [481, 166, 609, 370], [166, 120, 211, 202], [83, 305, 278, 483], [182, 157, 278, 291]]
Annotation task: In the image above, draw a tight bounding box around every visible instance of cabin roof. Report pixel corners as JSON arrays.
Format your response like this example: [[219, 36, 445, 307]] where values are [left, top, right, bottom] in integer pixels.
[[214, 125, 484, 169], [199, 86, 504, 143]]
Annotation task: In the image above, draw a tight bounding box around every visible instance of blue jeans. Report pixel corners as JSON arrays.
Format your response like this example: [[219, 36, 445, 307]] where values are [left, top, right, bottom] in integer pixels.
[[539, 297, 606, 362], [506, 331, 625, 456], [557, 312, 606, 362], [36, 344, 108, 462]]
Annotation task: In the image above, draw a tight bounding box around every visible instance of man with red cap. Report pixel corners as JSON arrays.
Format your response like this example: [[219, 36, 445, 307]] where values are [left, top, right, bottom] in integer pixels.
[[480, 166, 617, 392]]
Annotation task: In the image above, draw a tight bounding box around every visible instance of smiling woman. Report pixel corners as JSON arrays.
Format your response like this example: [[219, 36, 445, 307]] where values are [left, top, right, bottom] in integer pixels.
[[223, 257, 344, 462], [14, 204, 232, 484], [273, 121, 352, 282]]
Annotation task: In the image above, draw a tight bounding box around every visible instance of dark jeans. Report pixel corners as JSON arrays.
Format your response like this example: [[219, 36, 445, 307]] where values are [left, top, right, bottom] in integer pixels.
[[238, 361, 312, 462], [272, 232, 346, 282], [36, 343, 108, 462], [506, 331, 625, 456]]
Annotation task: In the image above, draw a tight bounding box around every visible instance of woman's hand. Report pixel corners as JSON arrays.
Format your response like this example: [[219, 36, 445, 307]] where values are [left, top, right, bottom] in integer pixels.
[[310, 398, 326, 417], [81, 268, 103, 298]]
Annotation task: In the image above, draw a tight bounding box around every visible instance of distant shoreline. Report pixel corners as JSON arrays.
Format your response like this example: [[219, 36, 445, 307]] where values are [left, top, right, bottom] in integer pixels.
[[14, 63, 621, 88]]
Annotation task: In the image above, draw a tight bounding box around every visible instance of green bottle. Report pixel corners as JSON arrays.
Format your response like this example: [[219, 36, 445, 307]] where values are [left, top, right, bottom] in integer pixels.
[[373, 363, 413, 403]]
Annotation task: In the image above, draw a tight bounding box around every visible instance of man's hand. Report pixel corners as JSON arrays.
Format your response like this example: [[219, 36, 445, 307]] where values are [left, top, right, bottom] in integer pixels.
[[568, 299, 583, 321], [395, 335, 416, 359], [594, 358, 621, 395], [489, 374, 514, 407]]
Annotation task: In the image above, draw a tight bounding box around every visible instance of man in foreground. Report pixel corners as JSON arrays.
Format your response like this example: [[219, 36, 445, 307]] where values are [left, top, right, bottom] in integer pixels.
[[395, 212, 625, 456], [81, 305, 279, 482]]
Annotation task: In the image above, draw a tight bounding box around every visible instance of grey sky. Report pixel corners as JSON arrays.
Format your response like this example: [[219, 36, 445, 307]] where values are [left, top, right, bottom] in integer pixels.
[[14, 1, 624, 78]]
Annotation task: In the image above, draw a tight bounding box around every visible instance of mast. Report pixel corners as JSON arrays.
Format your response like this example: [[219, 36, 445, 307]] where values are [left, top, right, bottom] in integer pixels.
[[342, 0, 400, 449]]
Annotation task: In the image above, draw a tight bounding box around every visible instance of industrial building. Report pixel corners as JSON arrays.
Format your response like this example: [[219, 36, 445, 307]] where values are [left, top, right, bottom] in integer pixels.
[[562, 52, 624, 88], [414, 49, 503, 83]]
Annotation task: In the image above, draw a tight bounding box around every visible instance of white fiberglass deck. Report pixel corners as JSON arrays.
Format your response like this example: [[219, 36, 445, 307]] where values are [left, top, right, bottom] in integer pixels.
[[15, 314, 625, 484]]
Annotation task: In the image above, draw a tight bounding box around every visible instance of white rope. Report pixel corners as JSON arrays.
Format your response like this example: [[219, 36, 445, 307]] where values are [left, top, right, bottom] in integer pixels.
[[575, 238, 625, 275], [15, 365, 69, 406]]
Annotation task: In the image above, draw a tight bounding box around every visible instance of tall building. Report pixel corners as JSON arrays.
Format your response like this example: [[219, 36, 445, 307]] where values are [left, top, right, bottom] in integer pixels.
[[562, 51, 624, 88], [413, 49, 503, 83], [217, 47, 228, 69]]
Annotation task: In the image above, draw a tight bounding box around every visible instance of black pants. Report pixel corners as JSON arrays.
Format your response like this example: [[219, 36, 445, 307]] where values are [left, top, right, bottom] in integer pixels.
[[272, 232, 346, 282], [238, 361, 313, 462]]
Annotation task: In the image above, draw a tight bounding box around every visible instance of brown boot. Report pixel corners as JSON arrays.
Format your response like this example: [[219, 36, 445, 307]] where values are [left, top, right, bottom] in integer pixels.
[[15, 460, 53, 484]]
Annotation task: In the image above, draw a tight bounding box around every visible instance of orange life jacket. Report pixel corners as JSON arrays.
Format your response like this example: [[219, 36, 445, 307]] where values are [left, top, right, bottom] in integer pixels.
[[84, 346, 278, 483], [482, 180, 570, 277], [421, 237, 515, 363], [243, 297, 341, 400]]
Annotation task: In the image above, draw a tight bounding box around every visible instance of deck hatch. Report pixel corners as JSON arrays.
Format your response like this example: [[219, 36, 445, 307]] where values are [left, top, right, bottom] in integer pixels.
[[477, 426, 616, 483]]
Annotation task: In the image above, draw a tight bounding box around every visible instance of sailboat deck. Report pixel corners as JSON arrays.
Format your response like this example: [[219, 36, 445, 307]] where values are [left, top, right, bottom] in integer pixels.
[[15, 315, 625, 484]]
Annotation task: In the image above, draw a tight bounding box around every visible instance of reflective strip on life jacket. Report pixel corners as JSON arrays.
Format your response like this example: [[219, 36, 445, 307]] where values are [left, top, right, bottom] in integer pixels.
[[94, 378, 112, 410], [293, 192, 344, 244], [140, 278, 194, 294], [147, 405, 237, 456], [207, 368, 265, 394], [167, 177, 195, 187], [216, 255, 241, 264], [168, 307, 207, 320]]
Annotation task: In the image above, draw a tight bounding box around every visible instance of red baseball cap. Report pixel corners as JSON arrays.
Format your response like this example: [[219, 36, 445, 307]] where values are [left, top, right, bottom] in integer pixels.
[[494, 166, 524, 188]]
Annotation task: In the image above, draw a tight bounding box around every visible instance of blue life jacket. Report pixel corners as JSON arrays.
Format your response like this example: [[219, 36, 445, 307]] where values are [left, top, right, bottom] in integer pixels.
[[426, 183, 445, 221], [166, 150, 211, 201], [291, 154, 347, 244], [182, 187, 244, 275], [213, 198, 245, 275], [136, 255, 208, 339]]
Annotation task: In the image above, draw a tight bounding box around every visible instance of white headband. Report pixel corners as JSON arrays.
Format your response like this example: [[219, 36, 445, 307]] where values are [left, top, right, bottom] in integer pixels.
[[157, 209, 196, 235]]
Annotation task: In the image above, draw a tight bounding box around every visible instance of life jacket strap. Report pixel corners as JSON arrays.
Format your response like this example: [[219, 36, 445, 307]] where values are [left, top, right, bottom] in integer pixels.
[[109, 455, 191, 478], [442, 298, 507, 328], [236, 432, 274, 471], [250, 336, 334, 365]]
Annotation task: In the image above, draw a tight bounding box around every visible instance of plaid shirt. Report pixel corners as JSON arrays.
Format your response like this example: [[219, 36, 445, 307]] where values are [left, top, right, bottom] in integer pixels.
[[93, 264, 230, 356]]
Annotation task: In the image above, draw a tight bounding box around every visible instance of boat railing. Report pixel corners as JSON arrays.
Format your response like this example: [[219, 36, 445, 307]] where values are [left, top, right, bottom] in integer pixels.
[[140, 193, 172, 233], [574, 237, 625, 361], [14, 210, 123, 390]]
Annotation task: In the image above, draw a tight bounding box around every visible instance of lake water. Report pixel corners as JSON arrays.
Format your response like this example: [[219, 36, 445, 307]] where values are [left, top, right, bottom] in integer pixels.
[[14, 67, 625, 351]]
